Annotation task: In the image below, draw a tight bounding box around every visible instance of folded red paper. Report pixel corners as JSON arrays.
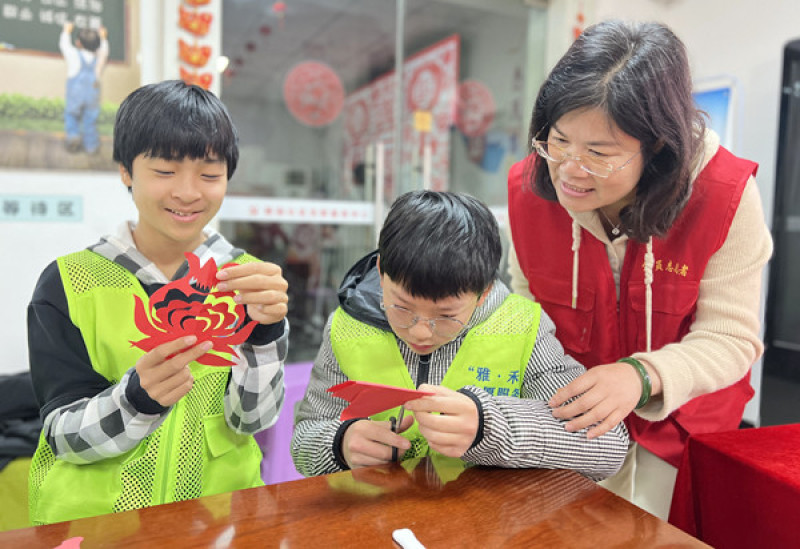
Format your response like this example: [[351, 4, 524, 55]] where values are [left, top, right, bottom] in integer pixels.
[[327, 380, 434, 420]]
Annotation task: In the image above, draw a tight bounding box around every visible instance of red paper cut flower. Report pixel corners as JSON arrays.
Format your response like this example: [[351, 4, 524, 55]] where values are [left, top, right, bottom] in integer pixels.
[[130, 252, 257, 367]]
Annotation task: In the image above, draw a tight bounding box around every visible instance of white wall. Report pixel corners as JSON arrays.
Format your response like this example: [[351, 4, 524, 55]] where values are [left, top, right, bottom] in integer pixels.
[[546, 0, 799, 425], [0, 171, 136, 375]]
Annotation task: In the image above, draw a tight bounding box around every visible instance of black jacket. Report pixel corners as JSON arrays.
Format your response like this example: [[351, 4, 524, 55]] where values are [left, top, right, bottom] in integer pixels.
[[337, 251, 391, 331], [0, 372, 42, 470]]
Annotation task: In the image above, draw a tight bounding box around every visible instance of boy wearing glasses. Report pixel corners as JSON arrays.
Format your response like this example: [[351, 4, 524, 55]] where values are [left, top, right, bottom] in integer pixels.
[[291, 190, 628, 479]]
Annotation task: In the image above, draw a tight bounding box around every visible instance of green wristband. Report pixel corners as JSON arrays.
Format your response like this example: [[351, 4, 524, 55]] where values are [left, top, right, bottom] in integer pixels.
[[619, 357, 652, 409]]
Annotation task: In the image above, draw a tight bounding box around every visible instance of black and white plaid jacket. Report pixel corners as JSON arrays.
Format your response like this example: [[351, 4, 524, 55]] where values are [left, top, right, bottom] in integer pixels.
[[291, 252, 629, 481], [28, 222, 287, 464]]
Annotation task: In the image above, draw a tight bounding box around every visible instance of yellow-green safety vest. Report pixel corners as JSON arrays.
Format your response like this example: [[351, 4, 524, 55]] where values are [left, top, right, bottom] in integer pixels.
[[331, 294, 540, 460], [29, 250, 264, 525]]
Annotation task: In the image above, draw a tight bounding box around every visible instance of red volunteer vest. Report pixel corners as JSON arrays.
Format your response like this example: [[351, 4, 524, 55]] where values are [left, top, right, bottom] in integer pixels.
[[508, 147, 757, 467]]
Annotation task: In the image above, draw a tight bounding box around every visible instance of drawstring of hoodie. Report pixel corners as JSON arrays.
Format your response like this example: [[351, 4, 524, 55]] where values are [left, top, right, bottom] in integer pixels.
[[569, 217, 655, 353], [571, 219, 581, 309], [644, 237, 654, 352]]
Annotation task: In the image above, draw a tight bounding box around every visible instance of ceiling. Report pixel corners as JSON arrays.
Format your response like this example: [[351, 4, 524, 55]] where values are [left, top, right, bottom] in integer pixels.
[[220, 0, 532, 103]]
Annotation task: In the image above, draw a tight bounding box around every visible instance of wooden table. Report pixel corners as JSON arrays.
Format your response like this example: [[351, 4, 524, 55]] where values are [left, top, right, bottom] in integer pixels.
[[3, 457, 707, 548]]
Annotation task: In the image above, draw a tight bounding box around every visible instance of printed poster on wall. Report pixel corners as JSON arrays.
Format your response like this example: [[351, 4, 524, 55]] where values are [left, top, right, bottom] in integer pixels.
[[0, 0, 135, 172], [343, 35, 459, 195]]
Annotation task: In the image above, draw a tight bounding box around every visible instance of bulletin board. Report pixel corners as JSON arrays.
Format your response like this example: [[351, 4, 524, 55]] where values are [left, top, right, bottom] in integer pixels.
[[0, 0, 128, 62]]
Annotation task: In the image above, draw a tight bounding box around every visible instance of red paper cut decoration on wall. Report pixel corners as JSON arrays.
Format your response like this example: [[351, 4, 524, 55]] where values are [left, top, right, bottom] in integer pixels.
[[179, 39, 212, 67], [130, 252, 257, 367], [407, 62, 443, 112], [456, 79, 496, 137], [180, 66, 213, 90], [345, 99, 369, 141], [184, 0, 211, 5], [283, 61, 345, 127], [179, 5, 213, 37]]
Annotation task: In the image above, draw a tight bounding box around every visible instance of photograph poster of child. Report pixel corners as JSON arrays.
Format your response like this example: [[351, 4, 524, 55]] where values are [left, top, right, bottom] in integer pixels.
[[0, 0, 136, 171]]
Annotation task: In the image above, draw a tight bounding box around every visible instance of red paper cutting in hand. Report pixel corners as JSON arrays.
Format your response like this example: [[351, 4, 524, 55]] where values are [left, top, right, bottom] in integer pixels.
[[327, 380, 434, 420], [130, 252, 257, 367]]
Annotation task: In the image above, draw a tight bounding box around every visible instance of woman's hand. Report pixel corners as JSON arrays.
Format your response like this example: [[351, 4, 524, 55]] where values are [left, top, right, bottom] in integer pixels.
[[548, 362, 652, 438]]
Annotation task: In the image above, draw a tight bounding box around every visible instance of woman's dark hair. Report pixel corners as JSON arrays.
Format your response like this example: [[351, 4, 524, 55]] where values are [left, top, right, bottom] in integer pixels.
[[378, 190, 501, 300], [112, 80, 239, 179], [528, 20, 705, 241]]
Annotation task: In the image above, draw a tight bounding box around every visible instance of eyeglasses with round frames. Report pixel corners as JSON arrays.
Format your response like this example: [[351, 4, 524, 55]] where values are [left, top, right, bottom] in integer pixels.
[[532, 138, 641, 179], [381, 303, 467, 339]]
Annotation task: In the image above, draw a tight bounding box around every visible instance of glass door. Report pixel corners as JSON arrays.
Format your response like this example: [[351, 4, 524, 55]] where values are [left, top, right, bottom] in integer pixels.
[[218, 0, 546, 363]]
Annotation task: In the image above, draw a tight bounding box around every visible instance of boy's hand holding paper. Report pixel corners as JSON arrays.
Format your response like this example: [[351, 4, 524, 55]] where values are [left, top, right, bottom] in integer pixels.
[[328, 380, 434, 469], [404, 384, 480, 458], [327, 380, 434, 420]]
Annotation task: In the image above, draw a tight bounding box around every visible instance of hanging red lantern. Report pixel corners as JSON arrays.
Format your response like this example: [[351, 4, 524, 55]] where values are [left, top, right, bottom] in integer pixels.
[[177, 1, 215, 92], [179, 39, 212, 67], [180, 66, 213, 90], [179, 5, 213, 36]]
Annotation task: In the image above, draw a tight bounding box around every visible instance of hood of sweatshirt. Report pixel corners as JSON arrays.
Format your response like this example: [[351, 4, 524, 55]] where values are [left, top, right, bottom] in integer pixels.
[[337, 250, 392, 331]]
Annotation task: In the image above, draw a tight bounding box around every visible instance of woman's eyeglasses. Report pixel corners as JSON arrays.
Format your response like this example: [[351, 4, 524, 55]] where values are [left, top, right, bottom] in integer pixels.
[[532, 138, 641, 178]]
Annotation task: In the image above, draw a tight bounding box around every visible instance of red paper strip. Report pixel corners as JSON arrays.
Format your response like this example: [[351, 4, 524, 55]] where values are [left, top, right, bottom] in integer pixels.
[[328, 380, 434, 420]]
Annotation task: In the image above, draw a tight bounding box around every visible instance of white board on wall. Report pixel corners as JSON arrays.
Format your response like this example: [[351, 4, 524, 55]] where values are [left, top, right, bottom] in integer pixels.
[[0, 170, 136, 375]]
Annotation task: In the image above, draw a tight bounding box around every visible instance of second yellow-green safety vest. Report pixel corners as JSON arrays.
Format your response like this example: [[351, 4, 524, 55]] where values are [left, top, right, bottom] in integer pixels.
[[331, 293, 541, 460]]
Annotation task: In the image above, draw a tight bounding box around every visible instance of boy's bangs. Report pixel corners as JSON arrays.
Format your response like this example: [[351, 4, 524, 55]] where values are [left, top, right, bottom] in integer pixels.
[[144, 121, 231, 162]]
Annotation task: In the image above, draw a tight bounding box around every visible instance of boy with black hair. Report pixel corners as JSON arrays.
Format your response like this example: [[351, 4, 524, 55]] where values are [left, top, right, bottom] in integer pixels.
[[27, 80, 289, 525], [59, 22, 108, 154], [291, 190, 628, 479]]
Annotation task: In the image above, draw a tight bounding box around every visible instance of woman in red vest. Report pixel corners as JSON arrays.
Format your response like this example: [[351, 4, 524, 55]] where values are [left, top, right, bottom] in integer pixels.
[[507, 20, 772, 519]]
